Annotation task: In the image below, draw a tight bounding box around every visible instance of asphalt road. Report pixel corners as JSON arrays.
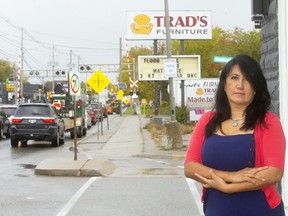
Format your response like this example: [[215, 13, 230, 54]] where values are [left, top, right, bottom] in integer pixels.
[[0, 114, 204, 216]]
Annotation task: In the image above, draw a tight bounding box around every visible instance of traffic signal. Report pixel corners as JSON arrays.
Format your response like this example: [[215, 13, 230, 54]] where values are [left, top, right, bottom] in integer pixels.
[[55, 71, 66, 76], [79, 65, 91, 71]]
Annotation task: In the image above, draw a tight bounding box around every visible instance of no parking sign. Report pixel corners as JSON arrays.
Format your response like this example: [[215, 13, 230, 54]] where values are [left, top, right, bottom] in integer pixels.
[[68, 71, 81, 96]]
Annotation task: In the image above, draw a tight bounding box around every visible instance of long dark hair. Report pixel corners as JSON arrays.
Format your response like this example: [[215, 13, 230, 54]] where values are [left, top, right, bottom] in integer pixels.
[[205, 54, 271, 137]]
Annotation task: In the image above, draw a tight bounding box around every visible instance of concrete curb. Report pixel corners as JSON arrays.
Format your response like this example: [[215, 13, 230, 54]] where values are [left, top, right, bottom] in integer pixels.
[[34, 158, 117, 177]]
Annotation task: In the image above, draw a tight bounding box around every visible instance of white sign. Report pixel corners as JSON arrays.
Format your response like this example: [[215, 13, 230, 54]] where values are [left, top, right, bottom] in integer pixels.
[[68, 71, 81, 96], [173, 79, 219, 121], [126, 11, 212, 40], [138, 55, 201, 81], [164, 58, 177, 78]]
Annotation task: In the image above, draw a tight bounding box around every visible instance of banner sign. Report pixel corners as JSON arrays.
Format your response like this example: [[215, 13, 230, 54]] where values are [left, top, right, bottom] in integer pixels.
[[126, 11, 212, 40], [138, 55, 200, 81], [174, 79, 219, 120]]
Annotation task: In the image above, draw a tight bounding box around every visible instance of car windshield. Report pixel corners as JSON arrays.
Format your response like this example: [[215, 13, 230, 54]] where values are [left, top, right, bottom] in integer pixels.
[[89, 104, 100, 109], [0, 107, 17, 116], [15, 106, 51, 116]]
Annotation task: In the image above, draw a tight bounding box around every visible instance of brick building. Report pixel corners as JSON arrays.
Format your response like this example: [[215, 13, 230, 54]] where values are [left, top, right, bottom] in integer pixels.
[[253, 0, 288, 210]]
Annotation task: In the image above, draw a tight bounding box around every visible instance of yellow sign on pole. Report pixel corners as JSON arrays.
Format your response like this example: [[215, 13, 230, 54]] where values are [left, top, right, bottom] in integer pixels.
[[117, 90, 124, 100], [87, 70, 110, 93]]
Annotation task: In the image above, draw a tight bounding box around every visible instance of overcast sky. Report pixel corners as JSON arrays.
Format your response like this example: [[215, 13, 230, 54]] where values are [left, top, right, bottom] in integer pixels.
[[0, 0, 254, 84]]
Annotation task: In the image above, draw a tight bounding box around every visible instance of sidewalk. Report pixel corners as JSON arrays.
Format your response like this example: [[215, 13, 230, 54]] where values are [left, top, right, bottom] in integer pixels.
[[34, 114, 190, 177]]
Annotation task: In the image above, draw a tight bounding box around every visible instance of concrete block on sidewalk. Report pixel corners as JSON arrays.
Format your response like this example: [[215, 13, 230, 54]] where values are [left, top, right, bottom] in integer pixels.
[[81, 159, 117, 177], [35, 158, 86, 176], [34, 158, 117, 177]]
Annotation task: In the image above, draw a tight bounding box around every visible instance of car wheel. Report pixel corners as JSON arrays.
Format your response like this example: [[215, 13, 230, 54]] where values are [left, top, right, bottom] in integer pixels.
[[70, 130, 75, 139], [0, 126, 3, 140], [11, 137, 18, 147], [21, 141, 28, 147], [51, 131, 60, 147], [76, 126, 83, 138], [59, 130, 65, 145], [5, 126, 11, 138]]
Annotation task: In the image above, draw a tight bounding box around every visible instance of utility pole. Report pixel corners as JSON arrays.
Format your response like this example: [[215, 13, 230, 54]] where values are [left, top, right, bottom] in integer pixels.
[[119, 38, 123, 116], [163, 0, 183, 149], [164, 0, 176, 121], [52, 45, 55, 93], [20, 28, 24, 102], [70, 50, 73, 70], [180, 40, 185, 108], [132, 58, 137, 115], [153, 40, 159, 115]]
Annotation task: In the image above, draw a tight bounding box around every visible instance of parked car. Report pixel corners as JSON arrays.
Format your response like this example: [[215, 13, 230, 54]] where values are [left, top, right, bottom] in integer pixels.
[[0, 104, 18, 124], [86, 107, 96, 125], [10, 103, 65, 147], [0, 109, 10, 139], [111, 100, 120, 114], [87, 102, 107, 121], [85, 110, 92, 129], [106, 104, 113, 115]]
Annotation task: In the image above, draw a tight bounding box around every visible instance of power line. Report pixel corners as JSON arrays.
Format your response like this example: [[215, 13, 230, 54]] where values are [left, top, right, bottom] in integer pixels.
[[0, 13, 121, 71]]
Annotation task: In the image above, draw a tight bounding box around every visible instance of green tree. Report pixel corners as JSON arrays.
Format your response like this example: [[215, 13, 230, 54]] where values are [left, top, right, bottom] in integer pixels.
[[0, 59, 15, 82], [120, 27, 260, 111], [172, 27, 260, 77]]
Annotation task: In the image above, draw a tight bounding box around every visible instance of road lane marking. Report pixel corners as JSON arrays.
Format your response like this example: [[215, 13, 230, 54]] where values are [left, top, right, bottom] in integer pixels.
[[186, 178, 204, 216], [56, 177, 101, 216]]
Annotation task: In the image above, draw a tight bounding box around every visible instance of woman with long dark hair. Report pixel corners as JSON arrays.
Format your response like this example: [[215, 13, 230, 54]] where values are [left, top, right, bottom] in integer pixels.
[[185, 54, 286, 215]]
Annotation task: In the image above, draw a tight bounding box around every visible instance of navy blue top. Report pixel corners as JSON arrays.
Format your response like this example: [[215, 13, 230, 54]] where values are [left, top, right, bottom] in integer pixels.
[[201, 134, 285, 216]]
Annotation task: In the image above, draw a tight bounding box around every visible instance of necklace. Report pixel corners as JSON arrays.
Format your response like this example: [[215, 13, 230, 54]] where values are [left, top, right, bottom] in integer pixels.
[[231, 116, 245, 127]]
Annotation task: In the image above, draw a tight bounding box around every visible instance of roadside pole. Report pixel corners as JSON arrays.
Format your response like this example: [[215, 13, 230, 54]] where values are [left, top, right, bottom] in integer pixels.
[[69, 70, 81, 161], [73, 95, 77, 160], [86, 70, 111, 140], [163, 0, 183, 149], [164, 0, 176, 120]]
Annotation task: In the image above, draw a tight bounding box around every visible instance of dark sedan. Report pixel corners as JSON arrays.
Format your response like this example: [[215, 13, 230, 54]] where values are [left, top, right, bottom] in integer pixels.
[[10, 103, 65, 147]]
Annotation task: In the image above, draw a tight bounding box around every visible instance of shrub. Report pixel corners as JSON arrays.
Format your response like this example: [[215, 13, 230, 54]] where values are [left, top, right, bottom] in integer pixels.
[[176, 107, 187, 124]]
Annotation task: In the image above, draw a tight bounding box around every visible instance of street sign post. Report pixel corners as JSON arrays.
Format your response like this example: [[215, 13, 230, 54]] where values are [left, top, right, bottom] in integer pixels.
[[213, 56, 233, 63], [87, 70, 110, 94], [87, 70, 110, 139], [68, 71, 81, 160], [68, 71, 81, 96]]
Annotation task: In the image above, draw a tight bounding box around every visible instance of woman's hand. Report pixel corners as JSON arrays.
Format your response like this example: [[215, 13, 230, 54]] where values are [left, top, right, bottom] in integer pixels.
[[227, 166, 268, 184], [195, 167, 268, 193], [195, 170, 229, 192]]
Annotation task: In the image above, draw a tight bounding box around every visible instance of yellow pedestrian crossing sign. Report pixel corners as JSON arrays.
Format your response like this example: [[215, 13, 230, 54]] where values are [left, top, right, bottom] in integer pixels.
[[117, 90, 124, 100], [87, 70, 110, 93]]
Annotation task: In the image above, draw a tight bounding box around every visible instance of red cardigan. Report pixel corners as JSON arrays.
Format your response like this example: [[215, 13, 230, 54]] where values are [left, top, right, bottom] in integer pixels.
[[185, 111, 286, 208]]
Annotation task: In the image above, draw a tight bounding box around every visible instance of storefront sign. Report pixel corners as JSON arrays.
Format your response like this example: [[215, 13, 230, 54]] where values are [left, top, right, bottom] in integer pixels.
[[127, 11, 212, 40], [138, 55, 200, 81]]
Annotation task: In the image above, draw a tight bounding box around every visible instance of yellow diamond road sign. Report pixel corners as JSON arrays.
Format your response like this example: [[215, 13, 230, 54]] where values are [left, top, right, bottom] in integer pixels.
[[117, 90, 124, 100], [87, 70, 110, 94]]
